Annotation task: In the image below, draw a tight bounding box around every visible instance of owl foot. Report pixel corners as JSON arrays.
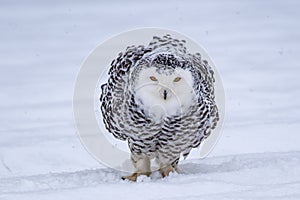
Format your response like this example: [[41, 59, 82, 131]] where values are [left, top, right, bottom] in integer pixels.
[[160, 165, 176, 178], [121, 172, 151, 182]]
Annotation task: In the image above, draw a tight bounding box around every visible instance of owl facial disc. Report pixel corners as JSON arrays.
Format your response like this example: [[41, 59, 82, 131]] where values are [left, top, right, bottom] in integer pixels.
[[133, 66, 196, 119]]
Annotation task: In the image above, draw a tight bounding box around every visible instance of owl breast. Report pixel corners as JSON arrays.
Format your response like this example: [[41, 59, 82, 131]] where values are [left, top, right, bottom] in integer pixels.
[[134, 89, 196, 121]]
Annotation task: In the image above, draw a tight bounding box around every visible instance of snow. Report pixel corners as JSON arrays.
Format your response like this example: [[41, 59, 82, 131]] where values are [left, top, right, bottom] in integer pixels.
[[1, 152, 300, 199], [1, 0, 300, 199]]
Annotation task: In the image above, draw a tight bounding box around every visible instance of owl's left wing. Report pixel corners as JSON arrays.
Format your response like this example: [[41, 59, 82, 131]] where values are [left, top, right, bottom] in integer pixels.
[[190, 53, 219, 137]]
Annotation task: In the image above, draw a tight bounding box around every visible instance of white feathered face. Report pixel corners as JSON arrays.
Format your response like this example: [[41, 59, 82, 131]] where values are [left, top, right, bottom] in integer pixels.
[[133, 67, 196, 118]]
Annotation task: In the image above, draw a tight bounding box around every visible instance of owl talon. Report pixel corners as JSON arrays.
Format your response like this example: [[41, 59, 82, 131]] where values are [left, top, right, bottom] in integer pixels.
[[122, 173, 138, 182], [160, 165, 175, 178], [122, 172, 151, 182]]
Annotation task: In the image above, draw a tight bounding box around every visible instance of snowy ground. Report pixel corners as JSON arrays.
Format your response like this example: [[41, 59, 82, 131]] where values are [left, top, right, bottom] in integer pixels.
[[1, 0, 300, 199]]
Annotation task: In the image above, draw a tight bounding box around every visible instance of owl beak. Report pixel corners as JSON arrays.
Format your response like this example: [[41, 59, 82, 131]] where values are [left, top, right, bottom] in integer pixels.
[[163, 90, 167, 100], [159, 88, 171, 100]]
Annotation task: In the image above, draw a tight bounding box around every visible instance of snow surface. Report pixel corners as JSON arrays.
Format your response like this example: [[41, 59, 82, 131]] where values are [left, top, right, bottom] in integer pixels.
[[1, 0, 300, 199]]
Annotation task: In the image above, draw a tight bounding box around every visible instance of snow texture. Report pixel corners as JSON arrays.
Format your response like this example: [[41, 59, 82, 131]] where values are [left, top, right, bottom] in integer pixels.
[[0, 0, 300, 199]]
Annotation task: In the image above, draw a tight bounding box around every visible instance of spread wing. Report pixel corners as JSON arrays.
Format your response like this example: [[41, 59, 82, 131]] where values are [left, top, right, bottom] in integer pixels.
[[190, 53, 219, 132], [100, 45, 151, 140]]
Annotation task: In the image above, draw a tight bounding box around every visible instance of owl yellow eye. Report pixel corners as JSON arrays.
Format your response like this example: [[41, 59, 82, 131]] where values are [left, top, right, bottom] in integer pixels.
[[173, 77, 182, 82], [150, 76, 158, 81]]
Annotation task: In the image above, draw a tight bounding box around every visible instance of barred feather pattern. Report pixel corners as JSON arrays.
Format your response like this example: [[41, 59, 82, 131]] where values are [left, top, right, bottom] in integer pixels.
[[100, 34, 219, 166]]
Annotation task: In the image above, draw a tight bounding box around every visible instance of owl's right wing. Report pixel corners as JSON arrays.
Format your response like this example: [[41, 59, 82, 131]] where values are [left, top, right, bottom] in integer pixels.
[[100, 45, 152, 140]]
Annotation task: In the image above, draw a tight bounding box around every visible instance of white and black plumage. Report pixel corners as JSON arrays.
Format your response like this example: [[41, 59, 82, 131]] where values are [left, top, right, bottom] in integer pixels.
[[100, 34, 219, 181]]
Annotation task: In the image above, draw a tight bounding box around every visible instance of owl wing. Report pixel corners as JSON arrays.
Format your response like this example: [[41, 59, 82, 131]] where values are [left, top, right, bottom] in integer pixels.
[[146, 34, 187, 56], [100, 45, 151, 140], [190, 53, 220, 138]]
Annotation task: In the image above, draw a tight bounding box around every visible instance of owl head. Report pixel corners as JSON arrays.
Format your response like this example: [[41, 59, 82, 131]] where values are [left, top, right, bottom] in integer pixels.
[[131, 53, 196, 118]]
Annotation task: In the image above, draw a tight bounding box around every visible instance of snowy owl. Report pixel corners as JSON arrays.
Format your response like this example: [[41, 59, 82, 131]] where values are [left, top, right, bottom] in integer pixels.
[[100, 34, 219, 181]]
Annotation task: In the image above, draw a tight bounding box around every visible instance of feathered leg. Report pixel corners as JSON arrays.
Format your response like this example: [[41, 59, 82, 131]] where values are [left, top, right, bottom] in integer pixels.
[[122, 153, 151, 181], [157, 154, 179, 178]]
